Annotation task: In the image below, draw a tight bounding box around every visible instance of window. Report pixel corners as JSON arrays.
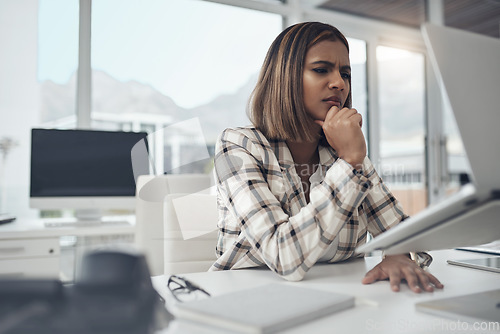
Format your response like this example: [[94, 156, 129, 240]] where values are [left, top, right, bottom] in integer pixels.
[[90, 0, 283, 174], [443, 97, 471, 194], [38, 0, 79, 127], [377, 46, 427, 215], [347, 38, 368, 143]]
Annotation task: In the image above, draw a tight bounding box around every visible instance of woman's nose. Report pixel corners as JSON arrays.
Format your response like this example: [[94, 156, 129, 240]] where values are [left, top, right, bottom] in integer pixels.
[[328, 71, 345, 91]]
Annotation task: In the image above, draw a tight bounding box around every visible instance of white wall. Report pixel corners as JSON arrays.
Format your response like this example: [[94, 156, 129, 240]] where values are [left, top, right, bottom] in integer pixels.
[[0, 0, 40, 217]]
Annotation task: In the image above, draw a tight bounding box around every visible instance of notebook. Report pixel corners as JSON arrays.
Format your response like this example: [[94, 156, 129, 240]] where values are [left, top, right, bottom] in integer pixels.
[[416, 289, 500, 323], [174, 283, 354, 334], [356, 23, 500, 255]]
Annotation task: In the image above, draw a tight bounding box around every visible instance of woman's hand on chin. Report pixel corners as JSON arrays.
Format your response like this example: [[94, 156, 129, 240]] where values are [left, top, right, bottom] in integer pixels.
[[315, 106, 366, 169]]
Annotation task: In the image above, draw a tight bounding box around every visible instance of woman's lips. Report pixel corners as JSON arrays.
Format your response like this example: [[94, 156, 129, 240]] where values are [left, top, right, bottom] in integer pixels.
[[323, 97, 341, 108]]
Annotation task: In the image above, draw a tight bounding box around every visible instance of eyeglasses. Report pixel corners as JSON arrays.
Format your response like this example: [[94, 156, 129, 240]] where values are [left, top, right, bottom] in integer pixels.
[[167, 275, 211, 302]]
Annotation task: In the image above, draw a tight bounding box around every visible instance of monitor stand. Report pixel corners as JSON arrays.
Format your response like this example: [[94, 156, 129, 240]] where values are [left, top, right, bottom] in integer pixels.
[[43, 209, 131, 228], [75, 208, 104, 222]]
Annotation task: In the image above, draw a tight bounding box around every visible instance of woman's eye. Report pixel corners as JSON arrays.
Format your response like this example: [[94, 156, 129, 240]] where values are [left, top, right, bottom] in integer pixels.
[[341, 72, 351, 79], [313, 68, 327, 74]]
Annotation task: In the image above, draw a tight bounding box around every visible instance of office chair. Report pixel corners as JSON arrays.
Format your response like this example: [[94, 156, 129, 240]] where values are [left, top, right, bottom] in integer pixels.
[[135, 174, 217, 276], [163, 193, 218, 275]]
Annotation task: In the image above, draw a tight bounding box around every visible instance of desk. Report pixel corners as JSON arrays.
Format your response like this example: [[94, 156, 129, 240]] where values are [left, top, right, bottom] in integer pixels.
[[0, 218, 135, 278], [152, 249, 500, 334]]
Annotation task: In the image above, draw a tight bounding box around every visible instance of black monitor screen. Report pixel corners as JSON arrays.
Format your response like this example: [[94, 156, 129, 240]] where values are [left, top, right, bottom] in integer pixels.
[[30, 128, 149, 197]]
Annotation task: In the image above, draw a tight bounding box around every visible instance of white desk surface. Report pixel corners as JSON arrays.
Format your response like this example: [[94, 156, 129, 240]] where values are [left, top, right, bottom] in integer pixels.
[[0, 217, 136, 239], [152, 249, 500, 334]]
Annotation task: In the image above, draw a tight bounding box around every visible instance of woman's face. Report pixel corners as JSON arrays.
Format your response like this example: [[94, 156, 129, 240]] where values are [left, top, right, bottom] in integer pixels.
[[302, 40, 351, 122]]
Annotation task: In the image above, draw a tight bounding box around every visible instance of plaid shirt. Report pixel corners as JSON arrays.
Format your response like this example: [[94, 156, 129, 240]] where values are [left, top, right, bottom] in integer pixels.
[[210, 126, 407, 281]]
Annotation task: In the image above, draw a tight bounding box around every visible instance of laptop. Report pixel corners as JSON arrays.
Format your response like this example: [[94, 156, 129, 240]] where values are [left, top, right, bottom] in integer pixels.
[[357, 23, 500, 255]]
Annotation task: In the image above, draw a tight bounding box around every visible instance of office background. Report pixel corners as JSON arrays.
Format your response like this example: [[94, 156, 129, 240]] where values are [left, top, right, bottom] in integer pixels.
[[1, 0, 499, 221]]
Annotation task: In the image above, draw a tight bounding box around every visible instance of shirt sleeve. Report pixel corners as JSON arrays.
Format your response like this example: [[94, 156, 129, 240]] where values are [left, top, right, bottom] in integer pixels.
[[358, 158, 408, 237], [214, 129, 385, 281]]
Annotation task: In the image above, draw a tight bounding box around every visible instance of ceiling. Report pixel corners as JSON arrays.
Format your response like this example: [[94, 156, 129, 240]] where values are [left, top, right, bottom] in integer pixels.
[[317, 0, 500, 38]]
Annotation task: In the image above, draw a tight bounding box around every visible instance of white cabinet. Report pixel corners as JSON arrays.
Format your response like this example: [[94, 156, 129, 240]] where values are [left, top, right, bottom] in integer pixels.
[[0, 238, 60, 278], [0, 218, 136, 280]]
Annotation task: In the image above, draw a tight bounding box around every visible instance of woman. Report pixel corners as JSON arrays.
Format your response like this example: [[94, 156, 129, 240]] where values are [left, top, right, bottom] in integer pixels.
[[210, 22, 443, 293]]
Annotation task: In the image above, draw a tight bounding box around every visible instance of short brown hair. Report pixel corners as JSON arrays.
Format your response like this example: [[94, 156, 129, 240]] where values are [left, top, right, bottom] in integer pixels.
[[249, 22, 351, 142]]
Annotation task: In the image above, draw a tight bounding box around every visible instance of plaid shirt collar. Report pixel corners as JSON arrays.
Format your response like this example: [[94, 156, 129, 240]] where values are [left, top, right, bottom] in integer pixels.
[[268, 139, 338, 170]]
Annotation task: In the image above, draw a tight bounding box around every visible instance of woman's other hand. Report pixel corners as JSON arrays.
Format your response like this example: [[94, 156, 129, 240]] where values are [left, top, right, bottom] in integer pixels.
[[361, 254, 444, 293]]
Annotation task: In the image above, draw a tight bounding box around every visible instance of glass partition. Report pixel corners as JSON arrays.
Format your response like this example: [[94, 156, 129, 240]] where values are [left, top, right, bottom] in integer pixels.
[[377, 46, 427, 216]]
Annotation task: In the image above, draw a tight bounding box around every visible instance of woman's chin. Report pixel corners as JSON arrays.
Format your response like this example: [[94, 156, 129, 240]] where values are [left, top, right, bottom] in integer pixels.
[[308, 121, 323, 135], [311, 117, 324, 127]]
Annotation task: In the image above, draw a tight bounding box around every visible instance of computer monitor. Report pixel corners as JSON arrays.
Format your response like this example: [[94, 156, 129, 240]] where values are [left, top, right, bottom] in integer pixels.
[[30, 128, 150, 221]]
